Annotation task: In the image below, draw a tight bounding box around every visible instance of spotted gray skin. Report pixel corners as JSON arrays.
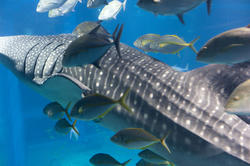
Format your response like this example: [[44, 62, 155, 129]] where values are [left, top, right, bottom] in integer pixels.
[[0, 34, 250, 166]]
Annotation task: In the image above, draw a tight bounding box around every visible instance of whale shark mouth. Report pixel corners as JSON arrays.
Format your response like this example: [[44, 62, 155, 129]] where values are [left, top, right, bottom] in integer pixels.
[[0, 34, 250, 166]]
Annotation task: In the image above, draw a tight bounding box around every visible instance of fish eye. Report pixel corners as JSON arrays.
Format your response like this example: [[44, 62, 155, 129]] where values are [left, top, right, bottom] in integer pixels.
[[233, 96, 240, 101], [78, 107, 84, 113]]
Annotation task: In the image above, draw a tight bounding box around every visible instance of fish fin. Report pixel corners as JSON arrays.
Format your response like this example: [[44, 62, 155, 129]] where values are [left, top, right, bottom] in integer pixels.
[[64, 102, 72, 121], [177, 14, 185, 24], [72, 120, 80, 135], [117, 88, 133, 113], [123, 0, 127, 11], [94, 104, 117, 120], [70, 128, 79, 140], [89, 24, 102, 35], [121, 159, 131, 166], [160, 131, 171, 154], [54, 73, 91, 93], [188, 36, 200, 54], [112, 24, 124, 58], [207, 0, 212, 15]]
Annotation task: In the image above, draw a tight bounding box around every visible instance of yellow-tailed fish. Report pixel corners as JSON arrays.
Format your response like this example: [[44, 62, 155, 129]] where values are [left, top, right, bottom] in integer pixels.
[[110, 128, 171, 153], [89, 153, 131, 166], [43, 102, 72, 121], [150, 35, 199, 55], [139, 149, 173, 165], [54, 118, 79, 135], [225, 79, 250, 115], [70, 88, 132, 121]]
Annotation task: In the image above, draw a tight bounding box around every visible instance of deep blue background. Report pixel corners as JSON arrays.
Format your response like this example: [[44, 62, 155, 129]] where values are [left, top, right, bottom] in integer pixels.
[[0, 0, 249, 165]]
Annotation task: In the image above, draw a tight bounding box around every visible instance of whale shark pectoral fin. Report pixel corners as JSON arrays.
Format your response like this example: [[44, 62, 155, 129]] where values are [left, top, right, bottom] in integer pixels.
[[32, 73, 91, 106], [54, 73, 91, 93]]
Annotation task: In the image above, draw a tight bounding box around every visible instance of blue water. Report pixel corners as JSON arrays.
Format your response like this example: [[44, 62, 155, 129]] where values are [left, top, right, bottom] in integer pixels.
[[0, 0, 249, 165]]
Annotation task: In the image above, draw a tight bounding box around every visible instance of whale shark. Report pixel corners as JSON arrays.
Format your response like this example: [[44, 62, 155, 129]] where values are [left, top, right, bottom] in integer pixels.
[[0, 31, 250, 166]]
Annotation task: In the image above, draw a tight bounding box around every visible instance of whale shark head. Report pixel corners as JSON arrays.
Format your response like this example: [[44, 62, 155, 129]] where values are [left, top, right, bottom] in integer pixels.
[[0, 35, 85, 106]]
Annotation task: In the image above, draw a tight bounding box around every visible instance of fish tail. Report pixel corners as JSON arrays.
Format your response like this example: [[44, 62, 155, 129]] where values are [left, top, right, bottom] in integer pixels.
[[160, 131, 171, 154], [65, 102, 72, 121], [123, 0, 127, 11], [112, 24, 124, 58], [118, 88, 133, 113], [188, 36, 200, 55], [72, 120, 80, 135], [121, 159, 131, 166]]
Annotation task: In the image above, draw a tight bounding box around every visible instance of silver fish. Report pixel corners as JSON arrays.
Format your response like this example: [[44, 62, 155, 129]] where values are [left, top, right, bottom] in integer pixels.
[[36, 0, 66, 13], [48, 0, 81, 18], [149, 35, 199, 55], [98, 0, 127, 20], [89, 153, 131, 166], [111, 128, 171, 153], [43, 102, 72, 120], [197, 25, 250, 64], [87, 0, 108, 8], [137, 0, 212, 24]]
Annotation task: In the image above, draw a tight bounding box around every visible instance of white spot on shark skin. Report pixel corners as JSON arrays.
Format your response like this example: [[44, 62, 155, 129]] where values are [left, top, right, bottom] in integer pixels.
[[220, 125, 224, 130], [139, 82, 142, 87], [126, 75, 130, 79], [79, 76, 83, 81], [110, 84, 113, 87], [120, 93, 123, 97], [167, 105, 171, 111], [213, 137, 219, 143], [131, 66, 135, 70], [106, 90, 110, 95], [186, 119, 191, 126], [150, 93, 153, 98], [96, 82, 100, 87], [156, 105, 160, 109], [225, 146, 231, 152], [144, 113, 148, 119], [156, 82, 160, 87], [136, 89, 140, 93], [100, 71, 103, 75]]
